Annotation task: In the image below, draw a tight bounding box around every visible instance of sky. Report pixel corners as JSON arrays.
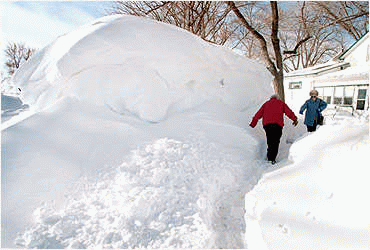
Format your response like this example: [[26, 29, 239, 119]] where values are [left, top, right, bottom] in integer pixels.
[[0, 1, 114, 75]]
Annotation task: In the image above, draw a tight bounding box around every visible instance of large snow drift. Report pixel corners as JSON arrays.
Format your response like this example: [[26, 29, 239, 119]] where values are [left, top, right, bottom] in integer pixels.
[[3, 14, 369, 250], [3, 15, 275, 248], [12, 14, 272, 122]]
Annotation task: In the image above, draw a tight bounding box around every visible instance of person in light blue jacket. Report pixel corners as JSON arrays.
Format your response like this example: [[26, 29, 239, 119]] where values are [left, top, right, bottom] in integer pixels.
[[300, 90, 327, 132]]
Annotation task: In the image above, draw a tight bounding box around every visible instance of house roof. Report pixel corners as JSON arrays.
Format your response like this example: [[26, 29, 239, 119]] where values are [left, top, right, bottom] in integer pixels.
[[285, 61, 350, 78], [338, 32, 369, 60], [313, 64, 369, 84], [285, 31, 369, 78]]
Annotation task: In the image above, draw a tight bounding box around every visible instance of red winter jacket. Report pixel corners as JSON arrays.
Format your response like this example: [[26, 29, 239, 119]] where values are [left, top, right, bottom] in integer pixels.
[[250, 97, 297, 128]]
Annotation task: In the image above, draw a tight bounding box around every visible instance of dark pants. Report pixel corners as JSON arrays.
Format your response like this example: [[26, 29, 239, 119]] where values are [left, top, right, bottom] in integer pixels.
[[263, 123, 283, 162], [307, 120, 317, 132]]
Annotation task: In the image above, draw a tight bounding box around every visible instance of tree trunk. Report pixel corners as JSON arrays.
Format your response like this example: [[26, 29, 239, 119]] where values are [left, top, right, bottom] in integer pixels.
[[270, 1, 285, 102], [227, 1, 286, 101], [273, 72, 285, 102]]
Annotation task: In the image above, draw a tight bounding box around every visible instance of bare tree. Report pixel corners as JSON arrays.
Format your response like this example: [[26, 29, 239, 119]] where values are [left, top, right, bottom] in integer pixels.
[[112, 1, 234, 45], [280, 2, 348, 72], [5, 42, 37, 75], [227, 2, 271, 59], [279, 1, 368, 72], [227, 1, 368, 98]]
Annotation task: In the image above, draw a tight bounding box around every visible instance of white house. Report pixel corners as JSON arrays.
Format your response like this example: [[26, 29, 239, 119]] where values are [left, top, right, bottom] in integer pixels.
[[284, 32, 369, 114]]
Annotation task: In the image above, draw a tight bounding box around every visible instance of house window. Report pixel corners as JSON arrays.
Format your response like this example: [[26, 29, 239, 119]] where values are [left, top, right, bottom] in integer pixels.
[[334, 87, 344, 105], [325, 96, 332, 104], [332, 86, 356, 106], [317, 87, 333, 104], [334, 97, 342, 105], [343, 86, 355, 106], [357, 100, 366, 110], [356, 89, 367, 110], [343, 97, 353, 105], [289, 81, 302, 89], [358, 89, 367, 99]]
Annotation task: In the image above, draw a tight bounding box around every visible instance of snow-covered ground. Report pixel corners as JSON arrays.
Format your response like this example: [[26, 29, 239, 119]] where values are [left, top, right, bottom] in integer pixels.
[[2, 14, 369, 249], [245, 110, 369, 250]]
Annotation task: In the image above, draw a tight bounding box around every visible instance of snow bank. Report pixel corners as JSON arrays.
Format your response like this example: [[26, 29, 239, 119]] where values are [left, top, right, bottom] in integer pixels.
[[11, 14, 272, 122], [245, 111, 370, 250], [3, 14, 275, 248]]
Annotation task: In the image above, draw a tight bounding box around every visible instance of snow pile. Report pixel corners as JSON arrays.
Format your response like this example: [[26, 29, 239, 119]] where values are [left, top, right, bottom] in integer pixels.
[[12, 14, 271, 122], [2, 14, 274, 248]]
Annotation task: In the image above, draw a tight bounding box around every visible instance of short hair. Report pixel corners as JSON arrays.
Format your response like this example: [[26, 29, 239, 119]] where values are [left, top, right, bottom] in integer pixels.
[[309, 90, 319, 96]]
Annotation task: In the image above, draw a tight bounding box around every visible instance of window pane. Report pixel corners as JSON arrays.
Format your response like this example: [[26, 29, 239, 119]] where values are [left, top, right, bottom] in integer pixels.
[[325, 87, 334, 96], [322, 87, 333, 104], [344, 86, 355, 97], [334, 97, 343, 104], [358, 89, 367, 100], [356, 100, 365, 110], [289, 82, 302, 89], [334, 87, 344, 97], [324, 96, 332, 104], [343, 97, 353, 105], [315, 88, 323, 97]]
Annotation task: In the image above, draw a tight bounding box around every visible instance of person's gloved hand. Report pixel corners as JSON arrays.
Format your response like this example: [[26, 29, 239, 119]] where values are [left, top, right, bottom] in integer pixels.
[[293, 120, 298, 126]]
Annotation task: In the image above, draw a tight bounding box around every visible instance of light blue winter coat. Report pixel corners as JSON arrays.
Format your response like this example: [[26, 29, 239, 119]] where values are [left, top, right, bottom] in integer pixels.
[[299, 98, 327, 126]]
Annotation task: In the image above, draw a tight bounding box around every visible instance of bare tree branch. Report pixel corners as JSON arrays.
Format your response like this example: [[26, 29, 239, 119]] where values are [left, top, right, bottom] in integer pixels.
[[283, 36, 312, 55], [226, 1, 277, 76], [227, 1, 286, 100], [4, 42, 37, 75]]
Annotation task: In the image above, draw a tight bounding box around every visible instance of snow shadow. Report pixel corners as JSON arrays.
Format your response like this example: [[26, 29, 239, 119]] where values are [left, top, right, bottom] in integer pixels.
[[1, 94, 29, 123]]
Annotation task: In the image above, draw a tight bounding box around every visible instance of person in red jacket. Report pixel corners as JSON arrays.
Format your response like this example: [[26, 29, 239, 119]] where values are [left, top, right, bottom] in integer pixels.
[[250, 94, 298, 164]]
